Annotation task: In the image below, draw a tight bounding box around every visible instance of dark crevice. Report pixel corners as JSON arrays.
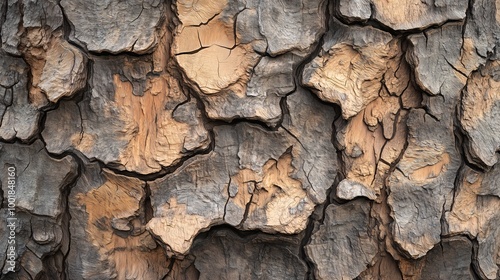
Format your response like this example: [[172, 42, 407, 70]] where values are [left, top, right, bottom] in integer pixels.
[[331, 116, 347, 197], [174, 45, 209, 56], [300, 207, 320, 280], [443, 55, 469, 78], [59, 155, 83, 280], [86, 48, 157, 58], [57, 2, 72, 43], [162, 258, 177, 280], [237, 182, 255, 227], [448, 109, 469, 222], [470, 237, 487, 279], [294, 2, 337, 277], [192, 223, 302, 244], [422, 106, 441, 122], [187, 12, 222, 28], [295, 29, 327, 91], [57, 2, 89, 56], [299, 173, 341, 280], [277, 94, 291, 128], [94, 142, 212, 182], [205, 116, 280, 132], [222, 176, 232, 222], [143, 183, 153, 223], [281, 125, 307, 151]]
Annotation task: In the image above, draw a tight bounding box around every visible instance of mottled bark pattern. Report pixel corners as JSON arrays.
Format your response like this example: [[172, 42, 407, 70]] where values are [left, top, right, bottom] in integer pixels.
[[1, 0, 499, 279]]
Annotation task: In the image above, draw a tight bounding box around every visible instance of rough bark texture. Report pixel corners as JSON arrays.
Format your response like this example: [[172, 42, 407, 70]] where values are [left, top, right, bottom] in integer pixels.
[[1, 0, 499, 279]]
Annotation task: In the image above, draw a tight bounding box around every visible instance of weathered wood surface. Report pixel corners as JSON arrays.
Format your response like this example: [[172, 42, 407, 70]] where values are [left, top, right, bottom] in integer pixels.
[[1, 0, 499, 279]]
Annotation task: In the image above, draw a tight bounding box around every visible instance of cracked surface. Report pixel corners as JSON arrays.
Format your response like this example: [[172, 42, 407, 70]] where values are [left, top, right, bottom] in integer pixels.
[[66, 162, 170, 279], [460, 60, 500, 168], [303, 18, 401, 119], [60, 0, 163, 53], [0, 51, 40, 141], [445, 164, 500, 279], [173, 0, 325, 125], [1, 0, 500, 279], [338, 0, 468, 31], [147, 88, 337, 255], [387, 109, 461, 258], [42, 54, 210, 175], [0, 140, 77, 278], [305, 199, 379, 280], [190, 227, 307, 279]]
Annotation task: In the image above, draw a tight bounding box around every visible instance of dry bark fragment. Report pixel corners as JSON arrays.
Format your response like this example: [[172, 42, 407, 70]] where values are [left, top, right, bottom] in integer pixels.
[[387, 109, 461, 259], [460, 60, 500, 168], [338, 0, 468, 31], [173, 0, 326, 125], [0, 140, 77, 278], [147, 89, 337, 255], [60, 0, 163, 54], [305, 199, 378, 280], [42, 55, 210, 175], [445, 164, 500, 279], [303, 18, 400, 119], [66, 163, 171, 280], [191, 228, 307, 280], [398, 237, 474, 280], [0, 51, 40, 141]]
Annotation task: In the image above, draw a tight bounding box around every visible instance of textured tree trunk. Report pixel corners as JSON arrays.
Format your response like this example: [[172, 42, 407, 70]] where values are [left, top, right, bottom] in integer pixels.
[[1, 0, 499, 279]]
